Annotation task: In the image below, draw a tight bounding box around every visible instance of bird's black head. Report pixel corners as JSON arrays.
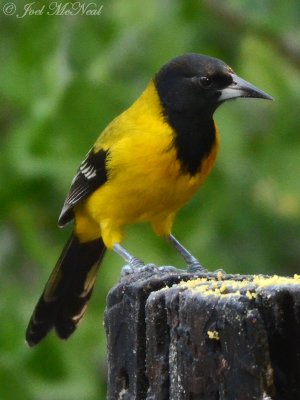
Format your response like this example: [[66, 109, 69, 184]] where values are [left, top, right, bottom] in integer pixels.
[[153, 53, 273, 176], [154, 53, 272, 115]]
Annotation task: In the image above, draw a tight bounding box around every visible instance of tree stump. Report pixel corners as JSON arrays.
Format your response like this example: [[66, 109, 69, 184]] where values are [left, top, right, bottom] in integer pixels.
[[105, 265, 300, 400]]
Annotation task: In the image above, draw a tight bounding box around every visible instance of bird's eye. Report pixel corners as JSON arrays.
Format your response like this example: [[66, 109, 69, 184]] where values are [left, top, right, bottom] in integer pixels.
[[199, 76, 213, 88]]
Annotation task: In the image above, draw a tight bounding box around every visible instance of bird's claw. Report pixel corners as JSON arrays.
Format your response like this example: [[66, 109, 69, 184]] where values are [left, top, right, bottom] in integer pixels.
[[187, 261, 207, 274], [121, 261, 157, 277]]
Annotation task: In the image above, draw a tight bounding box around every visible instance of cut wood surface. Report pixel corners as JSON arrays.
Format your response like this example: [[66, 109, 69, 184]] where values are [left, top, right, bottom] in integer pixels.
[[105, 265, 300, 400]]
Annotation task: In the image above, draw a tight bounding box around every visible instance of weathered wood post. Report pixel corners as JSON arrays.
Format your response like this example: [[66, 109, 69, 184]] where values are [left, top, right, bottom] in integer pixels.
[[105, 265, 300, 400]]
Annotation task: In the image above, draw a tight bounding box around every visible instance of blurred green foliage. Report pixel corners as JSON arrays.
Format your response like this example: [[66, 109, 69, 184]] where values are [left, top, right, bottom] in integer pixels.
[[1, 0, 300, 398]]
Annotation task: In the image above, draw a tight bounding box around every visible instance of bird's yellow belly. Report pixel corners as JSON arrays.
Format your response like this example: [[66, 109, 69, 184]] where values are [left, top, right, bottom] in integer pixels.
[[74, 100, 219, 248], [75, 138, 218, 248]]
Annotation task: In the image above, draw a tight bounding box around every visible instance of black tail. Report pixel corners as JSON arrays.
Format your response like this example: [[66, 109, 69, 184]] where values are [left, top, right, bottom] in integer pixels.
[[26, 234, 106, 346]]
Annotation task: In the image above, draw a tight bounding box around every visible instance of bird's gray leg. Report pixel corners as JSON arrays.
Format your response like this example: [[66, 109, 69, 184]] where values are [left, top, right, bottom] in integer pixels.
[[166, 234, 207, 272], [113, 243, 144, 268]]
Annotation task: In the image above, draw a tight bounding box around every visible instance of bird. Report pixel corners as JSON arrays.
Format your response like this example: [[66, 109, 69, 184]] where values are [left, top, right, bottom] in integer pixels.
[[26, 53, 272, 346]]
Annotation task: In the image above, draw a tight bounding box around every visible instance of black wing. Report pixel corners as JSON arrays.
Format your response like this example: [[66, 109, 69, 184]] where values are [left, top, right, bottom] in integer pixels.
[[58, 149, 109, 227]]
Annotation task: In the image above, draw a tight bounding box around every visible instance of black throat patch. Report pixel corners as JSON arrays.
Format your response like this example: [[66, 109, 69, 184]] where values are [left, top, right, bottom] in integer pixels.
[[164, 108, 216, 176]]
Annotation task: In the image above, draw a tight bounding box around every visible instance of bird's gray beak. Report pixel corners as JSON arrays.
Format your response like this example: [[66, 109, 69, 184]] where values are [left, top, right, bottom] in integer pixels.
[[219, 73, 273, 102]]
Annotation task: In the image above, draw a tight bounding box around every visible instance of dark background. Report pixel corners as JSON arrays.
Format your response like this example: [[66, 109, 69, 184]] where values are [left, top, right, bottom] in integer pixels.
[[1, 0, 300, 398]]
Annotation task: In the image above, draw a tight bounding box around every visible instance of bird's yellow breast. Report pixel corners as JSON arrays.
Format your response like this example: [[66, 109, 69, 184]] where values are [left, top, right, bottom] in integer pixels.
[[74, 81, 219, 248]]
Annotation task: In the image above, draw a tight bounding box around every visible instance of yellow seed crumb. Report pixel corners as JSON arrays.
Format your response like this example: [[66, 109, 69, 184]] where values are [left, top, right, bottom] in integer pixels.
[[253, 275, 300, 288], [246, 290, 257, 300], [219, 284, 227, 293], [207, 330, 220, 340], [217, 271, 224, 281]]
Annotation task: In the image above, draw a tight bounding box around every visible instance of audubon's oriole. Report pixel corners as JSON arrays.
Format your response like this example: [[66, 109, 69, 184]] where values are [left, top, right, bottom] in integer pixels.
[[26, 53, 272, 346]]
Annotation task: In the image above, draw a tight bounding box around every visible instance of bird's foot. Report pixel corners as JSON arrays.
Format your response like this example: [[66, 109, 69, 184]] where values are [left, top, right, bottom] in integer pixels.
[[121, 262, 157, 276], [187, 260, 207, 273], [129, 256, 144, 268], [213, 268, 227, 277], [158, 265, 185, 273], [166, 234, 207, 274]]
